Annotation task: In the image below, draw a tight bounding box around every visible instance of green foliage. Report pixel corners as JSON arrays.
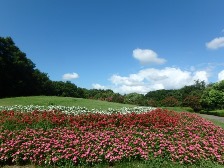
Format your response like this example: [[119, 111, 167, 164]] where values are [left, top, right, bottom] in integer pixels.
[[145, 80, 206, 109], [180, 80, 206, 98], [124, 93, 147, 106], [86, 89, 114, 99], [11, 159, 224, 168], [161, 96, 179, 107], [51, 81, 79, 97], [145, 89, 179, 102], [0, 37, 36, 97], [213, 80, 224, 91], [200, 80, 224, 110], [0, 37, 58, 98], [32, 69, 54, 95], [147, 99, 158, 107], [111, 93, 124, 103], [199, 110, 224, 117], [183, 95, 202, 112]]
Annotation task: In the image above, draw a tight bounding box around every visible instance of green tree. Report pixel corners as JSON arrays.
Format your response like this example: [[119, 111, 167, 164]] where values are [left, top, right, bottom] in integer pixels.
[[0, 37, 36, 97], [200, 80, 224, 110], [51, 81, 79, 97], [161, 96, 179, 107], [124, 93, 146, 106], [180, 80, 206, 98], [183, 95, 202, 112], [145, 89, 181, 106], [32, 69, 54, 95]]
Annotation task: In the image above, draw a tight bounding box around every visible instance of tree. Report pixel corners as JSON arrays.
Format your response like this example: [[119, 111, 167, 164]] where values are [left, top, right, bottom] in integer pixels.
[[147, 99, 158, 107], [0, 37, 36, 97], [111, 93, 124, 103], [145, 89, 181, 106], [51, 81, 79, 97], [161, 96, 179, 107], [124, 93, 147, 106], [182, 95, 202, 112], [180, 80, 206, 98], [200, 80, 224, 110], [32, 69, 54, 95]]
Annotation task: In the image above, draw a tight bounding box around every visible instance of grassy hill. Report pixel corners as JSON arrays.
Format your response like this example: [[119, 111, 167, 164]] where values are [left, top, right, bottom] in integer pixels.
[[0, 96, 136, 110]]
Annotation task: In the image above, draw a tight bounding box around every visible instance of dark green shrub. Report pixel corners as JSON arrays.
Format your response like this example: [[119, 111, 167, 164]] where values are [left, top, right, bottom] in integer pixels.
[[183, 96, 202, 112], [161, 96, 179, 107]]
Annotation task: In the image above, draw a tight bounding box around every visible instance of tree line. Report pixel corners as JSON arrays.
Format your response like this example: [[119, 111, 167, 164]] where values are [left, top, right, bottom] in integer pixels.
[[1, 37, 223, 111]]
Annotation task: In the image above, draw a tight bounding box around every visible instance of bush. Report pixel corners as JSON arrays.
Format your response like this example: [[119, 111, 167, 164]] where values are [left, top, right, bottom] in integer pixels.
[[161, 96, 179, 107], [183, 96, 202, 112], [147, 99, 158, 107], [200, 80, 224, 110]]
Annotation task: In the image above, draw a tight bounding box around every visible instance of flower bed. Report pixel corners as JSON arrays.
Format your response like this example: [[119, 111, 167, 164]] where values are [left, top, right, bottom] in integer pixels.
[[0, 108, 223, 167], [0, 105, 155, 115]]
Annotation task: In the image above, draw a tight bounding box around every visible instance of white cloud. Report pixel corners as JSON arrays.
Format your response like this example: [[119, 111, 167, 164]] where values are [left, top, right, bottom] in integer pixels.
[[192, 71, 209, 83], [133, 48, 166, 65], [218, 70, 224, 81], [113, 85, 152, 95], [92, 83, 107, 90], [206, 37, 224, 49], [62, 72, 79, 80], [108, 67, 209, 94], [110, 74, 144, 86]]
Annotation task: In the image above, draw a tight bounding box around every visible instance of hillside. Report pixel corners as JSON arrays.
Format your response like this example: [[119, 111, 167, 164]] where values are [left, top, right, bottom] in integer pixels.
[[0, 96, 136, 110]]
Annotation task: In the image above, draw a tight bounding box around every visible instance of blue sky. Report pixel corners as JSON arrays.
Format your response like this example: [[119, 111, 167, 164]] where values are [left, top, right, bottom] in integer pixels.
[[1, 0, 224, 94]]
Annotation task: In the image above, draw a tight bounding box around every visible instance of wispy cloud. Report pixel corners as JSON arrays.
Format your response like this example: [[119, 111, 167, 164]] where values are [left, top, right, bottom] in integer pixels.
[[133, 48, 166, 65], [218, 70, 224, 81], [92, 83, 107, 90], [62, 72, 79, 80], [206, 37, 224, 49]]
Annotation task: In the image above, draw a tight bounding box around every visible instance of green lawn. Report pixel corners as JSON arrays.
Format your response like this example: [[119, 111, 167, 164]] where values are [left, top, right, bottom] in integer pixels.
[[161, 106, 194, 112], [0, 96, 136, 110], [0, 97, 194, 112]]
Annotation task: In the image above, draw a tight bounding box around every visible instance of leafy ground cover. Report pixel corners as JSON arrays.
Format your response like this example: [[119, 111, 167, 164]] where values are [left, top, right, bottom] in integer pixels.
[[199, 110, 224, 117], [0, 106, 224, 167]]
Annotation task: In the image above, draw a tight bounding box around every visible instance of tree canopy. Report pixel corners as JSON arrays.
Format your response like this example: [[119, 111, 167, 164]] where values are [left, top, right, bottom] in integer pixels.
[[200, 80, 224, 110], [0, 37, 37, 97]]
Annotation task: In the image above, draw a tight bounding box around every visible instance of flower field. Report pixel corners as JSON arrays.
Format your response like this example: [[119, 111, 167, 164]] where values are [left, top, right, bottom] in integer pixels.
[[0, 106, 224, 167]]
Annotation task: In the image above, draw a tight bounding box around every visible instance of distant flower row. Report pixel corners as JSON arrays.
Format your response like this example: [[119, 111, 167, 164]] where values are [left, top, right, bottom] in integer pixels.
[[0, 105, 156, 115]]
